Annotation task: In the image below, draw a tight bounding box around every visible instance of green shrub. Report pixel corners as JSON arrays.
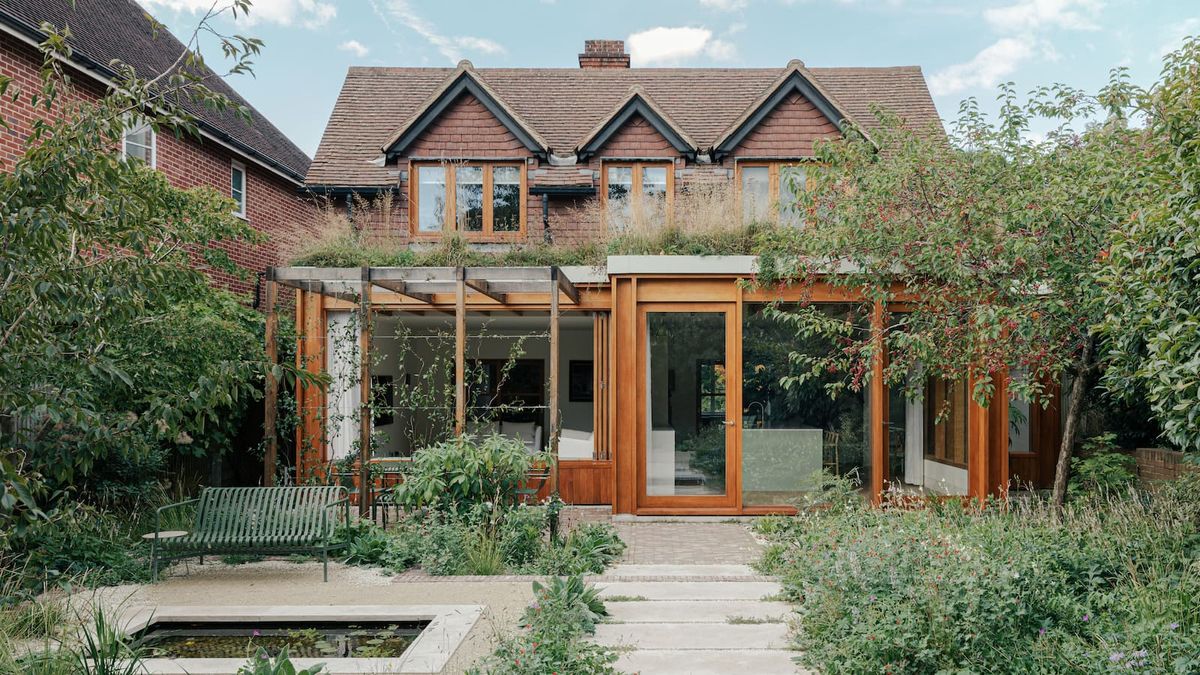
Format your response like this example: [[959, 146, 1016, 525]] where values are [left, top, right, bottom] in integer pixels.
[[468, 575, 618, 675], [561, 523, 626, 574], [394, 434, 546, 517], [498, 504, 547, 567], [761, 477, 1200, 674], [1069, 433, 1137, 497]]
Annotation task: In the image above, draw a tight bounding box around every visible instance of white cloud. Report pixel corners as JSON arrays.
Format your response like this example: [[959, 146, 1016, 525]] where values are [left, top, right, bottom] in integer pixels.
[[700, 0, 748, 10], [141, 0, 335, 29], [929, 36, 1036, 96], [338, 39, 369, 58], [375, 0, 506, 64], [983, 0, 1102, 33], [931, 0, 1102, 96], [627, 26, 738, 65], [1158, 17, 1200, 58]]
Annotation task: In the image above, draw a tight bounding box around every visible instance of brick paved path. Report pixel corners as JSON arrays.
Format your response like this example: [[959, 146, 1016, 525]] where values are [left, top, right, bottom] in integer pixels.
[[612, 521, 764, 565]]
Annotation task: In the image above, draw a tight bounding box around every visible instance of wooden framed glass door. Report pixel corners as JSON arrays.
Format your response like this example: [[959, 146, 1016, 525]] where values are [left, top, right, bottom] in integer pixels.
[[636, 302, 738, 510]]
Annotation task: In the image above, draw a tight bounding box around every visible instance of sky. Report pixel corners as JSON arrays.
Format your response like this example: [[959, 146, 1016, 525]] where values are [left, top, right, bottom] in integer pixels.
[[138, 0, 1200, 158]]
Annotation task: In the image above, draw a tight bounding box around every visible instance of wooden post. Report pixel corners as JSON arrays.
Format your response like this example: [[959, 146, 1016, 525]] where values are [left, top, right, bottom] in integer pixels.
[[549, 268, 560, 493], [455, 267, 466, 435], [869, 300, 886, 504], [358, 267, 372, 516], [262, 272, 279, 487]]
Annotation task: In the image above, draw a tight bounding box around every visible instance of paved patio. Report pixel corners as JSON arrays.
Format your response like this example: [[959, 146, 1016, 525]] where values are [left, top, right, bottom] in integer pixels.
[[612, 521, 765, 564]]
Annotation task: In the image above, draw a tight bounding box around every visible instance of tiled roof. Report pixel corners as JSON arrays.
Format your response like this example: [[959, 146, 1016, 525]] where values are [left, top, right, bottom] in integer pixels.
[[0, 0, 311, 182], [307, 64, 942, 188]]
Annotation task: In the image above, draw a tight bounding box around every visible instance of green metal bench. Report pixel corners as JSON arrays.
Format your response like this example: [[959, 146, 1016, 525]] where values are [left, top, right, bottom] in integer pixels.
[[151, 486, 350, 582]]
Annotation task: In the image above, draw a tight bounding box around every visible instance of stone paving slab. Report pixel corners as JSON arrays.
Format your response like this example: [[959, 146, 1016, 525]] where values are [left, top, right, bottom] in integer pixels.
[[594, 623, 791, 650], [596, 580, 782, 601], [605, 564, 757, 577], [614, 649, 809, 675], [605, 599, 792, 623]]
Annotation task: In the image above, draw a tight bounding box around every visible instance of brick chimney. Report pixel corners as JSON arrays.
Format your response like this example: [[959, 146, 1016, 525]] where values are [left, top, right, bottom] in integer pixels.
[[579, 39, 630, 69]]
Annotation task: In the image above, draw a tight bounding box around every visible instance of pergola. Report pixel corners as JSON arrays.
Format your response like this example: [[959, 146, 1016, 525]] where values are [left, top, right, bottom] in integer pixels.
[[261, 266, 581, 512]]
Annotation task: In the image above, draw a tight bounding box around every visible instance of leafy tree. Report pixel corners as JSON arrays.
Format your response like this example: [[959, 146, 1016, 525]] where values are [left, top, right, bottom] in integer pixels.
[[0, 2, 276, 529], [1097, 37, 1200, 453], [759, 72, 1149, 506]]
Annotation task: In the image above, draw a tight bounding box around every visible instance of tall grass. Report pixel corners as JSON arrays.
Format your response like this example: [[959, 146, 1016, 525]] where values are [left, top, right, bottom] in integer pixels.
[[288, 183, 781, 268], [756, 476, 1200, 674]]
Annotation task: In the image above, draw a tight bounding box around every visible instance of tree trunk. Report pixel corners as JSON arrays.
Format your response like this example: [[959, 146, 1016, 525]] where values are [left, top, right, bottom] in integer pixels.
[[1050, 335, 1095, 509]]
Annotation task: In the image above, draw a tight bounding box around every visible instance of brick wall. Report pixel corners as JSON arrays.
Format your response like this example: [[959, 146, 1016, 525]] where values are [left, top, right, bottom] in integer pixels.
[[1135, 447, 1200, 482], [1, 33, 318, 301]]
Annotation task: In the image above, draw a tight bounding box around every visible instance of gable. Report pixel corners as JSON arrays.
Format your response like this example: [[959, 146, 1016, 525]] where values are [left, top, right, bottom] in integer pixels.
[[382, 69, 548, 161], [403, 93, 532, 158], [713, 68, 856, 159], [590, 113, 679, 159], [729, 91, 841, 158]]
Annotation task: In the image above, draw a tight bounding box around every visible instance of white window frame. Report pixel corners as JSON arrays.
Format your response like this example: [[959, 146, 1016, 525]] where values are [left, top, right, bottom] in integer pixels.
[[230, 159, 247, 219], [121, 118, 156, 168]]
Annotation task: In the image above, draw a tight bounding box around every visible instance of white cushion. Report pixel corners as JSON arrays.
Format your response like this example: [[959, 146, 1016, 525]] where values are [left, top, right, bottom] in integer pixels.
[[500, 421, 542, 453], [557, 428, 594, 459]]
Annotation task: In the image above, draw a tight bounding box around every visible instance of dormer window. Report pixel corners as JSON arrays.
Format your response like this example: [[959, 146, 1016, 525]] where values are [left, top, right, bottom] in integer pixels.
[[411, 162, 526, 238], [737, 161, 807, 227], [602, 162, 673, 231]]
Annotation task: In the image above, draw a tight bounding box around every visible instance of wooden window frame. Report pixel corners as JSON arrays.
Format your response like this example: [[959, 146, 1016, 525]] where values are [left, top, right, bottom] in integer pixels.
[[735, 160, 809, 225], [600, 161, 675, 227], [408, 161, 527, 240]]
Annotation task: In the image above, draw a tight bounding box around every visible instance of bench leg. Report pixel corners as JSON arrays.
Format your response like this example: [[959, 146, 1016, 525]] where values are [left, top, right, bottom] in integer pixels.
[[323, 549, 329, 582]]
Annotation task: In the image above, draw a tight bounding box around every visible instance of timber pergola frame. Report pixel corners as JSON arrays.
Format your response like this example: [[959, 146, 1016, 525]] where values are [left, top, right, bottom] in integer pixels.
[[261, 265, 580, 513]]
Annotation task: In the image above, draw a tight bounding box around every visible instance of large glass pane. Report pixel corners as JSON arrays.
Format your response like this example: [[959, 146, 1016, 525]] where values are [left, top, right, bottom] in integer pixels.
[[455, 166, 484, 232], [606, 166, 633, 231], [641, 165, 669, 227], [918, 377, 970, 495], [417, 166, 446, 232], [741, 303, 872, 505], [741, 165, 770, 223], [492, 165, 521, 232], [647, 312, 727, 496], [778, 164, 806, 227]]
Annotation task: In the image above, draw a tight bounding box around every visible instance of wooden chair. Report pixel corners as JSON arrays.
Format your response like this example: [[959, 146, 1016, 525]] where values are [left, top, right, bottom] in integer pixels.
[[823, 430, 841, 476]]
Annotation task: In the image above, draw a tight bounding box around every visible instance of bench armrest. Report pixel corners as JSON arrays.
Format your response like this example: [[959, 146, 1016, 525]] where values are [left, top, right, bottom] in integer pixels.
[[324, 495, 351, 538], [153, 498, 199, 541]]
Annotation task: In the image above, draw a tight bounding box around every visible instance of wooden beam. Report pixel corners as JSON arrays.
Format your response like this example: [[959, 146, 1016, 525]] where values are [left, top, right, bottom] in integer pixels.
[[371, 278, 434, 303], [556, 269, 581, 305], [549, 268, 561, 493], [358, 267, 373, 517], [464, 278, 506, 304], [869, 300, 886, 505], [455, 267, 466, 434], [262, 275, 279, 487]]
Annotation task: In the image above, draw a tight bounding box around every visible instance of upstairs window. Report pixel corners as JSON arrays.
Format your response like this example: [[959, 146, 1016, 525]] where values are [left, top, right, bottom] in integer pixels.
[[122, 118, 156, 167], [737, 161, 807, 226], [602, 162, 672, 231], [411, 162, 525, 237], [230, 160, 247, 218]]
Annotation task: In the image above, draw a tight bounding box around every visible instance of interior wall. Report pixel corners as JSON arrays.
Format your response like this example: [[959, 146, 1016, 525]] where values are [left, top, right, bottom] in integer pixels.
[[368, 313, 594, 457]]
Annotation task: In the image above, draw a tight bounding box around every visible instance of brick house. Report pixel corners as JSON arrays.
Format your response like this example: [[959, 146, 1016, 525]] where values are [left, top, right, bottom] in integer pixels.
[[0, 0, 317, 298], [281, 40, 1063, 514]]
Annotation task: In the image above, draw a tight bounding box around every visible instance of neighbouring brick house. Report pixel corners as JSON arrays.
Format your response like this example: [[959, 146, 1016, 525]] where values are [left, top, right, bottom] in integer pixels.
[[284, 40, 1066, 515], [306, 39, 941, 245], [0, 0, 317, 298]]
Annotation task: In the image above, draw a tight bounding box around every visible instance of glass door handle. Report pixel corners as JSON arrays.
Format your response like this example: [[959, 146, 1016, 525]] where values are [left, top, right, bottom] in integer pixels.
[[722, 420, 736, 427]]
